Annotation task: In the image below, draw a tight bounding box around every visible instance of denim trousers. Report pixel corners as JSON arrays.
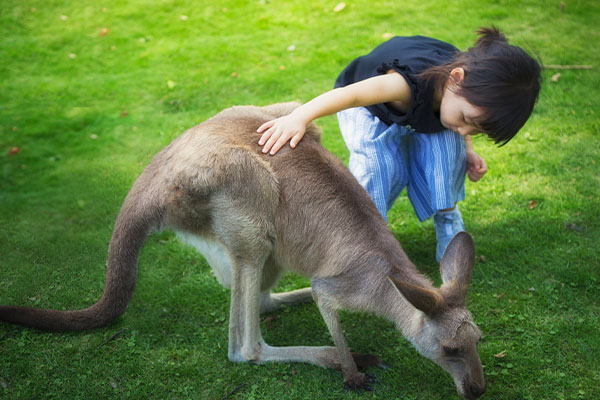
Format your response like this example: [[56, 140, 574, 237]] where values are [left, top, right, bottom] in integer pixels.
[[337, 107, 466, 222]]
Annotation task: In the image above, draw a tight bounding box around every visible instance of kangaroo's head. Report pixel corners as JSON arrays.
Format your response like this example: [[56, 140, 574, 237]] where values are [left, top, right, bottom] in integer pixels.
[[390, 232, 486, 399]]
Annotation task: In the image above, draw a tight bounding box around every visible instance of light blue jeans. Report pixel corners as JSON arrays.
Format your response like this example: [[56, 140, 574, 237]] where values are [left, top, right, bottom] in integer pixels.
[[337, 107, 466, 222]]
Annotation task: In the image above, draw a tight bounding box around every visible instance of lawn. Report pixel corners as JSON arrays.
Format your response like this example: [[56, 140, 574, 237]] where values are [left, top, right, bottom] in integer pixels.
[[1, 0, 599, 399]]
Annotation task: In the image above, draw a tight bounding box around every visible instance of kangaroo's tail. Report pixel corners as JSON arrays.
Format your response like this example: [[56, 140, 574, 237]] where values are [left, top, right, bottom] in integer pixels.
[[0, 182, 163, 331]]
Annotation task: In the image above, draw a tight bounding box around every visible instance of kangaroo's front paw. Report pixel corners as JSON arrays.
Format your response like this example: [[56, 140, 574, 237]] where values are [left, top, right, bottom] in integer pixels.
[[343, 372, 376, 393]]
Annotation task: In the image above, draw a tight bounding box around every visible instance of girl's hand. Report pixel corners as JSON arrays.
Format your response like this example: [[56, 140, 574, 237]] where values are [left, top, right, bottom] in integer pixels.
[[466, 150, 488, 182], [257, 114, 307, 155]]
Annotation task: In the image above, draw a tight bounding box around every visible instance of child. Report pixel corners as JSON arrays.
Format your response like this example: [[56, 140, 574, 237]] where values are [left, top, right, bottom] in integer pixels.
[[257, 27, 541, 262]]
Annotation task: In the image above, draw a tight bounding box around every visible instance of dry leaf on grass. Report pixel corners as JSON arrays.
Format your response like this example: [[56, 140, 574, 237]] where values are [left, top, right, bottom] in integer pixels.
[[98, 28, 110, 37], [551, 73, 561, 82], [334, 2, 346, 12]]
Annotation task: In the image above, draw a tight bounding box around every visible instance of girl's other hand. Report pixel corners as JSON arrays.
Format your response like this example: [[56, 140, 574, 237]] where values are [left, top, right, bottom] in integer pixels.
[[466, 150, 488, 182], [257, 115, 307, 155]]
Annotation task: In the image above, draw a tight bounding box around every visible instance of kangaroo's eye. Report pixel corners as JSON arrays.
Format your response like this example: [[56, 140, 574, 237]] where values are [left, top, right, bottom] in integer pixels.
[[443, 346, 460, 356]]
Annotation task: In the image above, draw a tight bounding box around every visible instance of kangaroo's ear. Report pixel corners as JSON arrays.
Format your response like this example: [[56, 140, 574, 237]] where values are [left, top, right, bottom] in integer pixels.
[[439, 232, 475, 305], [389, 277, 446, 316]]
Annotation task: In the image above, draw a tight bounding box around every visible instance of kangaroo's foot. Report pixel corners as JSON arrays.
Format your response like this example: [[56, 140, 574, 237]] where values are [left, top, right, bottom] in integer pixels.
[[343, 371, 377, 392]]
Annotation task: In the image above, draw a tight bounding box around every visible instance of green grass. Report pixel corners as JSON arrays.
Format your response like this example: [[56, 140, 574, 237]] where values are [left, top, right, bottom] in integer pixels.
[[1, 0, 599, 399]]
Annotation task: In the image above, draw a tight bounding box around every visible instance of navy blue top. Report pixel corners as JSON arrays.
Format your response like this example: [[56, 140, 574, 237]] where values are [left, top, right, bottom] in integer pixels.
[[334, 36, 459, 132]]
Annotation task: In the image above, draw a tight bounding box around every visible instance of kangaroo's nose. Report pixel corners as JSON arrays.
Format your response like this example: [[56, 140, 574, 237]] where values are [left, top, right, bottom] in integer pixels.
[[470, 383, 486, 398]]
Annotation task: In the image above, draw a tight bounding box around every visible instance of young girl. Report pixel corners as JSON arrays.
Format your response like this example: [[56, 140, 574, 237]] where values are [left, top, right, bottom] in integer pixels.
[[257, 27, 541, 262]]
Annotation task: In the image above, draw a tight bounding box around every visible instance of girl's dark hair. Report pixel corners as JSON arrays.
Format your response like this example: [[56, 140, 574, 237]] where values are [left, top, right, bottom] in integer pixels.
[[420, 26, 542, 145]]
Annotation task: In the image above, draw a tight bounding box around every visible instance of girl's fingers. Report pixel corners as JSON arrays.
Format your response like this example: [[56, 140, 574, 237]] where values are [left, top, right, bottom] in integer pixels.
[[262, 129, 281, 153], [270, 135, 290, 155], [259, 124, 279, 146], [258, 129, 272, 146], [289, 133, 304, 149], [257, 120, 274, 133]]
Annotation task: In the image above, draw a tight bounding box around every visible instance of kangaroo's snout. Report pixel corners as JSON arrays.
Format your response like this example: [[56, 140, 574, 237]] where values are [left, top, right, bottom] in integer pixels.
[[462, 377, 486, 399]]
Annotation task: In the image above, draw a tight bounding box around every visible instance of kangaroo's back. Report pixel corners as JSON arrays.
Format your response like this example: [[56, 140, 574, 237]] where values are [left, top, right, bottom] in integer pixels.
[[156, 102, 410, 279]]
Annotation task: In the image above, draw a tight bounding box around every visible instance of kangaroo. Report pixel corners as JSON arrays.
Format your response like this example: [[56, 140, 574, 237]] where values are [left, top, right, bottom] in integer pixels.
[[0, 103, 486, 398]]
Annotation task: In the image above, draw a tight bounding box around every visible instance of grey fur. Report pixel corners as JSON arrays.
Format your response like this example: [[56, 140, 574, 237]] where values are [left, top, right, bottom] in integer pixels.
[[0, 103, 485, 398]]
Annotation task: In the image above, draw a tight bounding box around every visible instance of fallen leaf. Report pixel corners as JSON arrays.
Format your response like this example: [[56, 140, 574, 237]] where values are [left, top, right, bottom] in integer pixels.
[[279, 65, 285, 70], [231, 72, 238, 78], [494, 350, 506, 358], [560, 2, 566, 11], [120, 110, 129, 118], [528, 200, 537, 210], [98, 28, 110, 37], [480, 255, 486, 263], [496, 293, 505, 299], [8, 147, 20, 156], [333, 2, 346, 12], [551, 72, 561, 82]]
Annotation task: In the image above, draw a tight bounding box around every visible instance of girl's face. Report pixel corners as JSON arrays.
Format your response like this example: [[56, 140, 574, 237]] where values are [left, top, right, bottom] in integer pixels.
[[439, 68, 485, 137]]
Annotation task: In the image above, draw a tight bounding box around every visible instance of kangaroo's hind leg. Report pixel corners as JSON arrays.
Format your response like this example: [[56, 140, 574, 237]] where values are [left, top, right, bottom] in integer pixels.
[[228, 252, 269, 363], [194, 149, 280, 363]]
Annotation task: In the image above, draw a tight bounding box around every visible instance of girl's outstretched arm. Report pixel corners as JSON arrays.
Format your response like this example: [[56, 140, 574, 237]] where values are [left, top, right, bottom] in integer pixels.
[[257, 72, 411, 155]]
